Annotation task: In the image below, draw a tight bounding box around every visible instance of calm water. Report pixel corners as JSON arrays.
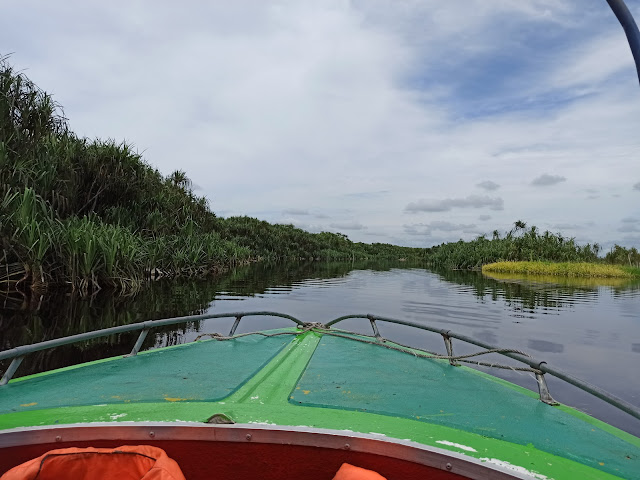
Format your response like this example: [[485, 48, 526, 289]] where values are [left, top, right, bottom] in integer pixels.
[[1, 261, 639, 435]]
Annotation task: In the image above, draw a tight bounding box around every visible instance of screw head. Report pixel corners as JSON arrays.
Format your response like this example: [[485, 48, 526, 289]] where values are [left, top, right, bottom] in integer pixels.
[[246, 433, 252, 441], [55, 435, 62, 442], [149, 431, 155, 438], [343, 443, 350, 450], [446, 463, 452, 471]]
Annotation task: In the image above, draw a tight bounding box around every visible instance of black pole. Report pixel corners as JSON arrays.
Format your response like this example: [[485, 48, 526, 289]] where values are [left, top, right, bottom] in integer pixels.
[[607, 0, 640, 85]]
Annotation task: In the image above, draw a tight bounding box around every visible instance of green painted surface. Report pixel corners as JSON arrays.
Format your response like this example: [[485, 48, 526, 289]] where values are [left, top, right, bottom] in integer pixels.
[[291, 334, 639, 479], [1, 330, 638, 479], [0, 334, 291, 413]]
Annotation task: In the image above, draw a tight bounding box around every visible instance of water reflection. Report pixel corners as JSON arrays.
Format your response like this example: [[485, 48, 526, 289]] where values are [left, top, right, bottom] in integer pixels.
[[0, 261, 406, 375], [0, 261, 639, 435], [527, 339, 564, 354]]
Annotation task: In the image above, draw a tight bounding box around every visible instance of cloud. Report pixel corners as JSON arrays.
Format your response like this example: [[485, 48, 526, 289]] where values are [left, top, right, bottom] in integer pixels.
[[330, 221, 367, 230], [3, 2, 638, 250], [403, 224, 429, 236], [618, 224, 640, 233], [283, 208, 310, 216], [403, 221, 484, 241], [403, 221, 478, 236], [621, 217, 638, 223], [531, 174, 567, 186], [476, 180, 500, 191], [405, 195, 504, 213], [551, 223, 585, 231], [478, 215, 491, 221], [430, 221, 477, 232], [342, 190, 389, 198]]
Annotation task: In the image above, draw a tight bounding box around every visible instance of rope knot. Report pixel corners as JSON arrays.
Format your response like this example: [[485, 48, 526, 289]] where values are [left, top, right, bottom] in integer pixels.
[[299, 322, 328, 331]]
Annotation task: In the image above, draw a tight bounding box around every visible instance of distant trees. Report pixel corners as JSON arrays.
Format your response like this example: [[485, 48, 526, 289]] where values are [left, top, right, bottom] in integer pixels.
[[605, 245, 640, 267], [426, 222, 601, 269]]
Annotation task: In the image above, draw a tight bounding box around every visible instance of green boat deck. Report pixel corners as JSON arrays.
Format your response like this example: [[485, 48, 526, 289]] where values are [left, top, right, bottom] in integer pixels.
[[1, 329, 638, 479]]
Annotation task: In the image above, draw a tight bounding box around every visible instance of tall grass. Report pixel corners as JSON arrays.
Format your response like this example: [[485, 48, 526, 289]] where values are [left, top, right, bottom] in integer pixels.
[[482, 261, 634, 278]]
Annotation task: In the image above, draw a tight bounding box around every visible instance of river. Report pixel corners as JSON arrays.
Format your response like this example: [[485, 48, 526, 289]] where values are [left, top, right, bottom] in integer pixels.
[[1, 261, 639, 435]]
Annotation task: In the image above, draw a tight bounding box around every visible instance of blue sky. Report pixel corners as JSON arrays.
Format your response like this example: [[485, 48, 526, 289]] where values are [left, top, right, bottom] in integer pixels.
[[2, 1, 639, 250]]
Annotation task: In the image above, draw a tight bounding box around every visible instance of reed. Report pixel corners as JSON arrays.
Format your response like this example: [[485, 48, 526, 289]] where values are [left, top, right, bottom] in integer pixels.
[[482, 261, 635, 278]]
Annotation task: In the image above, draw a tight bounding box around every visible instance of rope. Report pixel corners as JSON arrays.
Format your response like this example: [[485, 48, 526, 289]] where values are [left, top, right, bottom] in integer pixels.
[[194, 322, 321, 342], [194, 322, 543, 374], [311, 327, 542, 374]]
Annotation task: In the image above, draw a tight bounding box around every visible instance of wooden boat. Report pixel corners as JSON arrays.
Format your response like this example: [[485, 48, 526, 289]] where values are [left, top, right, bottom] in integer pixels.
[[0, 311, 638, 479]]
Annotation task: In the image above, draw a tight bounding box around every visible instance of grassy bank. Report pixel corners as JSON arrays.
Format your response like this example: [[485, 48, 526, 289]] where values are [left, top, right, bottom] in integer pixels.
[[482, 261, 637, 278], [426, 221, 601, 270]]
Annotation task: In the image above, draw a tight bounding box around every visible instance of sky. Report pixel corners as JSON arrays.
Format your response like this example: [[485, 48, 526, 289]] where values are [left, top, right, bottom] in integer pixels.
[[2, 1, 640, 250]]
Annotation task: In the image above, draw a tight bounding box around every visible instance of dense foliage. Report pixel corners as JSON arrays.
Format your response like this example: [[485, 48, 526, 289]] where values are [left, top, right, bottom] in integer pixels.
[[604, 244, 640, 267], [0, 58, 423, 294], [426, 221, 601, 269], [215, 216, 424, 262]]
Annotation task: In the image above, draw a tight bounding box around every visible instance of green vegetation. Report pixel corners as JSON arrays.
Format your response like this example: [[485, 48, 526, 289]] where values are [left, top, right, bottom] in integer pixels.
[[428, 221, 640, 279], [0, 58, 424, 295], [426, 221, 600, 269], [482, 261, 635, 278], [2, 58, 636, 296], [604, 244, 640, 268]]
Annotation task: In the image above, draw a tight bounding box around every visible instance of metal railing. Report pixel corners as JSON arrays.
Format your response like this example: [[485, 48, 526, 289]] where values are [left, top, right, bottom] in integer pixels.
[[607, 0, 640, 85], [326, 314, 640, 422], [0, 311, 303, 386], [1, 311, 639, 423]]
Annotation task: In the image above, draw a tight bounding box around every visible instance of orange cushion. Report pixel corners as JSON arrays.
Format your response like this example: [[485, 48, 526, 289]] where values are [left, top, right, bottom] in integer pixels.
[[0, 445, 185, 480], [332, 463, 387, 480]]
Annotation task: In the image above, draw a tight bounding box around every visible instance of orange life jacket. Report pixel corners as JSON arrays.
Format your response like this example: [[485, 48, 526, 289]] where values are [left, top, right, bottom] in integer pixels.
[[332, 463, 387, 480], [0, 445, 185, 480]]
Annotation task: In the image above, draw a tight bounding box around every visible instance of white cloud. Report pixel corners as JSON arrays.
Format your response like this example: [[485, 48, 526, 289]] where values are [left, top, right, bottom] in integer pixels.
[[618, 224, 640, 233], [283, 209, 310, 216], [551, 223, 585, 231], [403, 221, 484, 241], [531, 174, 567, 187], [329, 221, 367, 231], [2, 1, 638, 249], [477, 181, 500, 191], [405, 196, 504, 213]]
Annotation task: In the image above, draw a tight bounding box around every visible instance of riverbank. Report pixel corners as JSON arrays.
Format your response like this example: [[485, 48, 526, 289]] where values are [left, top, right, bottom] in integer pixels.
[[482, 261, 639, 278]]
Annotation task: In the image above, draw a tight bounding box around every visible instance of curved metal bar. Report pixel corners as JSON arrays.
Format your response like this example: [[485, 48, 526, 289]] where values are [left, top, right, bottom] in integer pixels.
[[540, 363, 640, 422], [0, 311, 303, 365], [607, 0, 640, 84], [325, 314, 640, 421]]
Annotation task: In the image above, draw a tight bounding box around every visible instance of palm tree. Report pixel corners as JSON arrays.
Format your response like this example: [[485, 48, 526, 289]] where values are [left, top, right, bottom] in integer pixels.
[[169, 170, 192, 191], [514, 220, 527, 231]]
